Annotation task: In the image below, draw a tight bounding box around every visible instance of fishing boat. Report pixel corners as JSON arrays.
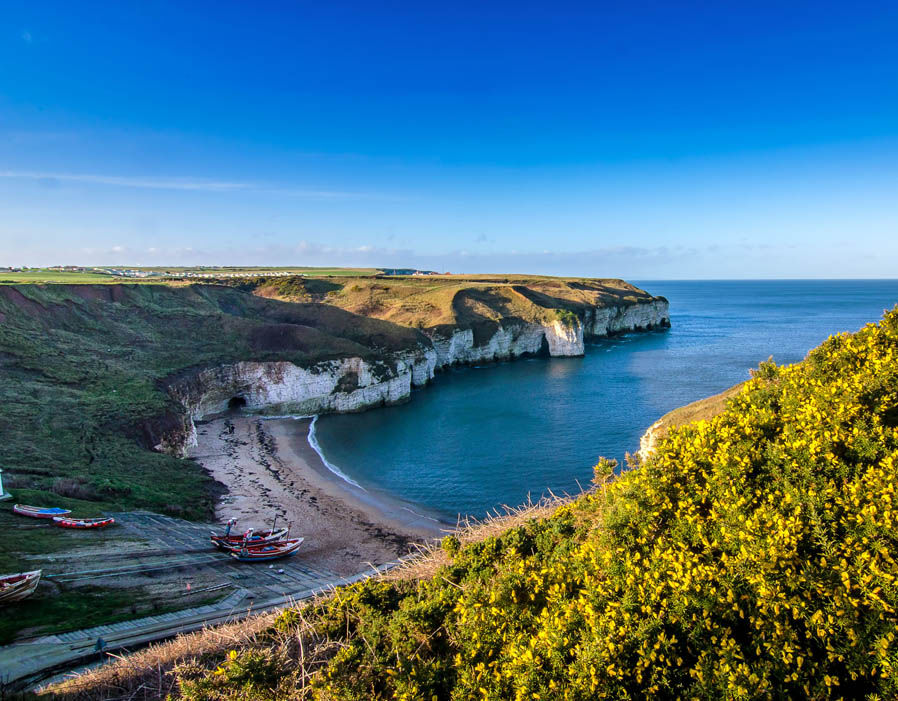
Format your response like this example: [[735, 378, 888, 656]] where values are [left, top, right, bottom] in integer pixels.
[[13, 504, 72, 519], [210, 518, 288, 550], [0, 570, 41, 604], [213, 527, 289, 551], [230, 537, 304, 562], [53, 516, 115, 529]]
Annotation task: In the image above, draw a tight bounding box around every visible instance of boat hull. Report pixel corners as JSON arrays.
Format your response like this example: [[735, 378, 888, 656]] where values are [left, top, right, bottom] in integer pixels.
[[230, 538, 304, 562], [211, 527, 288, 551], [0, 570, 41, 604], [13, 504, 72, 519], [53, 516, 115, 529]]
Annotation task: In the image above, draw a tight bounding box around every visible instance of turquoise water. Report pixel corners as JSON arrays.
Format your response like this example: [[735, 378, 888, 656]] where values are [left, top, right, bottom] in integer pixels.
[[313, 281, 898, 521]]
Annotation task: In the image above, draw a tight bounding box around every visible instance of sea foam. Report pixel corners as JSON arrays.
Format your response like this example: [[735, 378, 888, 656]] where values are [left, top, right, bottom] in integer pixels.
[[306, 415, 366, 490]]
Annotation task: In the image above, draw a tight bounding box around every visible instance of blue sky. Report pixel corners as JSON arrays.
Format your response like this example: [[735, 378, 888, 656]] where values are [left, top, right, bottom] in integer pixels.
[[2, 1, 897, 277]]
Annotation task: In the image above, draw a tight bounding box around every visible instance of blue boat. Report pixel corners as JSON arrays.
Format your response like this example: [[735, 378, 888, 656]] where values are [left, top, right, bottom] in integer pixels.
[[13, 504, 72, 519]]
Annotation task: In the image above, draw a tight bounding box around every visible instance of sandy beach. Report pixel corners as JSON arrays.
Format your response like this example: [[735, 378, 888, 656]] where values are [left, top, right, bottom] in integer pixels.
[[190, 414, 447, 575]]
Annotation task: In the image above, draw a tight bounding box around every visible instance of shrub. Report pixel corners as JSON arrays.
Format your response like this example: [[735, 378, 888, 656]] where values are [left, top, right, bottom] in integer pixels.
[[441, 534, 461, 556], [50, 477, 100, 501], [178, 649, 288, 700], [1, 473, 34, 490], [556, 309, 579, 328]]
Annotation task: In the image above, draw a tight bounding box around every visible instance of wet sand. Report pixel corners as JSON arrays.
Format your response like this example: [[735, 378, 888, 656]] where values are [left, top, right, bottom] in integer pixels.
[[190, 415, 447, 575]]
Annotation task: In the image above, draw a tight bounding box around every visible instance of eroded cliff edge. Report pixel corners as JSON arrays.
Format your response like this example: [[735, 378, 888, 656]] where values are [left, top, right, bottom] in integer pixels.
[[636, 381, 746, 463], [160, 278, 670, 456]]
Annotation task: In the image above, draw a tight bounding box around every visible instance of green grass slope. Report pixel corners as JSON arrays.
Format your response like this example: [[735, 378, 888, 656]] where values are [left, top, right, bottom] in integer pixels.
[[0, 283, 425, 524], [162, 308, 898, 700]]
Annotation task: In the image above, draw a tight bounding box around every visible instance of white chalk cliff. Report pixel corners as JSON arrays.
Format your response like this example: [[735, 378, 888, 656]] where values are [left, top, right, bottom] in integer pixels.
[[160, 298, 669, 456], [637, 419, 664, 464]]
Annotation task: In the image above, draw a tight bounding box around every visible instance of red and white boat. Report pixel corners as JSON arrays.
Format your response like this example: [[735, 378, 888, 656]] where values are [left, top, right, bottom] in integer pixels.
[[0, 570, 41, 604], [210, 518, 288, 551], [230, 537, 304, 562], [53, 516, 115, 529], [13, 504, 72, 519], [212, 528, 289, 551]]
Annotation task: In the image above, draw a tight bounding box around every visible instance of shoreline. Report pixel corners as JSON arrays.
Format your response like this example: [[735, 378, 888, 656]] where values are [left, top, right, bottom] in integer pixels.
[[190, 414, 446, 576], [288, 415, 452, 530], [275, 415, 453, 532]]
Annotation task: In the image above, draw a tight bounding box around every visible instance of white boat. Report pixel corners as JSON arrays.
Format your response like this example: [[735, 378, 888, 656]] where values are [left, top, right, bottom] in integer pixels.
[[13, 504, 72, 519], [0, 570, 41, 604]]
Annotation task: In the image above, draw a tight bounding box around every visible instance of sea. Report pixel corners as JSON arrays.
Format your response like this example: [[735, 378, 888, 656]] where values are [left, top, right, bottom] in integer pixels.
[[311, 280, 898, 522]]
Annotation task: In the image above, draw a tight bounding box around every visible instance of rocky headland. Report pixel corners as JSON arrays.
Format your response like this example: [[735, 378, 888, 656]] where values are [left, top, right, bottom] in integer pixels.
[[157, 277, 669, 456]]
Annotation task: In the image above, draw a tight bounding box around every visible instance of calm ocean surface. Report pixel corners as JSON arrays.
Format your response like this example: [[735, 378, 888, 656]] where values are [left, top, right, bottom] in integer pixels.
[[313, 281, 898, 521]]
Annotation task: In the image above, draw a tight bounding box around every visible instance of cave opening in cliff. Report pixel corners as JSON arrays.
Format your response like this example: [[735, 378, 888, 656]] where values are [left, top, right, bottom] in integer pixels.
[[228, 396, 247, 411]]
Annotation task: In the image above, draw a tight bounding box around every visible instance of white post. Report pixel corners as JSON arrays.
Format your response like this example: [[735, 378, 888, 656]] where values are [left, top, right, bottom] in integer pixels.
[[0, 468, 4, 496]]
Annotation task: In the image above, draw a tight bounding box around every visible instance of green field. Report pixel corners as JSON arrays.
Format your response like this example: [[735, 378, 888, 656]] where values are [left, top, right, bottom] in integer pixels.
[[0, 266, 382, 284], [162, 266, 382, 276], [123, 266, 383, 277], [0, 269, 122, 284]]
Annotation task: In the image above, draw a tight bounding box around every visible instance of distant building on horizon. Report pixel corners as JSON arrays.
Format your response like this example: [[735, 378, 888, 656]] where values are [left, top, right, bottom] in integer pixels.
[[380, 268, 440, 276]]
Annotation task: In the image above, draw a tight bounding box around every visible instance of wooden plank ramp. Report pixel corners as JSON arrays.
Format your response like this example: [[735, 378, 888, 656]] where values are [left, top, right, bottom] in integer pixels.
[[0, 511, 405, 691]]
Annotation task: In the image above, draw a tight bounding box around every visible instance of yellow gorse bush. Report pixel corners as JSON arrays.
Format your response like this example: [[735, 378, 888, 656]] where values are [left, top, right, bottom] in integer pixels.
[[192, 309, 898, 700]]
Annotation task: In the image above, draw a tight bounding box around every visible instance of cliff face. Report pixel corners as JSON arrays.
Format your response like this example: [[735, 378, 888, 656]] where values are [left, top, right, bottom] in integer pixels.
[[637, 420, 664, 464], [163, 358, 417, 454], [583, 301, 670, 338], [428, 298, 669, 367], [163, 297, 670, 456]]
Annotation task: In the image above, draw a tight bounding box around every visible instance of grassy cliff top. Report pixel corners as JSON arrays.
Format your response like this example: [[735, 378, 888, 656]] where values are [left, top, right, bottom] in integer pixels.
[[0, 270, 663, 333], [61, 307, 898, 700], [237, 274, 662, 333]]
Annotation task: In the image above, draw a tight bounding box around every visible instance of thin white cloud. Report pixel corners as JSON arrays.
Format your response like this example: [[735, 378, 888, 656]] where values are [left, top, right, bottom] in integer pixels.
[[58, 241, 695, 278], [21, 30, 32, 43], [0, 170, 381, 199], [0, 171, 249, 192], [6, 238, 895, 278]]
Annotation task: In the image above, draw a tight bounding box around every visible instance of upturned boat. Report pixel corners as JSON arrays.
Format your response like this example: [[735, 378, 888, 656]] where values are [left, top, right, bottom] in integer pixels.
[[53, 516, 115, 529], [230, 537, 304, 562], [13, 504, 72, 519], [0, 570, 41, 604]]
